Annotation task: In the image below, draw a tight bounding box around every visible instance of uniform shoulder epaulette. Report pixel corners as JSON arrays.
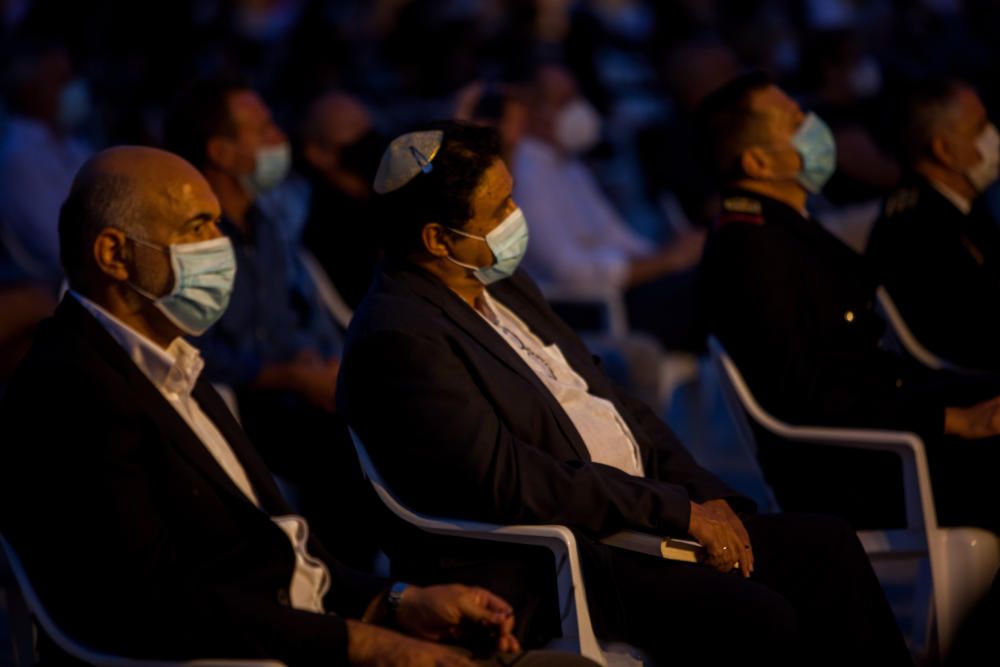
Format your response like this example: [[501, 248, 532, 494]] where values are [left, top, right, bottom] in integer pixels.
[[717, 196, 764, 227], [883, 187, 920, 218]]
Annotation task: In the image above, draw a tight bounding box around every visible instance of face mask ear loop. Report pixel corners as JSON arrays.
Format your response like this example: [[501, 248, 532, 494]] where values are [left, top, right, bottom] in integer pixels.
[[441, 226, 485, 272]]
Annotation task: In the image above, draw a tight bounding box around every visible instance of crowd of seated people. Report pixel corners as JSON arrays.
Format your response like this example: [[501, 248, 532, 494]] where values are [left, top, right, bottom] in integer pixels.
[[3, 1, 1000, 666]]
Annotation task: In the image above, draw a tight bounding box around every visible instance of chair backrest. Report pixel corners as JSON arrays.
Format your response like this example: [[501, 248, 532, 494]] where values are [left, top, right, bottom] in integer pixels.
[[0, 534, 284, 667], [0, 533, 139, 667], [706, 338, 764, 458], [706, 336, 932, 533], [299, 249, 354, 331], [875, 286, 955, 372], [706, 336, 957, 657]]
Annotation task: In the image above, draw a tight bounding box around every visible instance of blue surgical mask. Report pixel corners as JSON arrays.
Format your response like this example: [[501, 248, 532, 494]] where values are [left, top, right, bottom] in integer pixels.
[[129, 236, 237, 335], [791, 112, 836, 193], [445, 207, 530, 285], [241, 142, 291, 195]]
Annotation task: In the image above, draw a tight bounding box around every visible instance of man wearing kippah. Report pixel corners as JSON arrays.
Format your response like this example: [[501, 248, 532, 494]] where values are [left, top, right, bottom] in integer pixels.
[[338, 121, 912, 666]]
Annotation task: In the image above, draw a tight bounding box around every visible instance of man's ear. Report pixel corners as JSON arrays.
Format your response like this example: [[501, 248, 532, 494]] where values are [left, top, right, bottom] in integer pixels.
[[740, 146, 772, 180], [421, 222, 451, 258], [930, 135, 958, 169], [206, 135, 238, 171], [93, 227, 131, 282]]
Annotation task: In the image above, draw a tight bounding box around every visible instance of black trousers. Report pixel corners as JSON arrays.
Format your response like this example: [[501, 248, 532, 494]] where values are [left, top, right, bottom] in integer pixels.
[[395, 513, 911, 666], [592, 513, 912, 666]]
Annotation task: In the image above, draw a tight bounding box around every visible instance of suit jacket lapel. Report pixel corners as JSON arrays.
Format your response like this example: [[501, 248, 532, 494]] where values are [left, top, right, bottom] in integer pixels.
[[389, 268, 592, 461], [63, 298, 274, 512], [191, 381, 294, 515]]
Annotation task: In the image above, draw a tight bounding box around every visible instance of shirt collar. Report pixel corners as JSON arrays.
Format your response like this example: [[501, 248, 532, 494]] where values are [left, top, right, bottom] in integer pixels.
[[70, 291, 205, 397], [928, 179, 972, 215]]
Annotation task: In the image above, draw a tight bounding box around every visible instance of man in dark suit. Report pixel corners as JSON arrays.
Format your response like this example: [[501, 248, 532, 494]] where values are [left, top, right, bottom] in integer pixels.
[[338, 121, 911, 666], [867, 79, 1000, 371], [0, 145, 590, 667], [696, 72, 1000, 533]]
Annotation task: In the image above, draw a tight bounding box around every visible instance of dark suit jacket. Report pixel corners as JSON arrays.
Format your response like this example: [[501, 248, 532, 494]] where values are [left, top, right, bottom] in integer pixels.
[[338, 263, 749, 539], [867, 177, 1000, 371], [0, 297, 386, 666]]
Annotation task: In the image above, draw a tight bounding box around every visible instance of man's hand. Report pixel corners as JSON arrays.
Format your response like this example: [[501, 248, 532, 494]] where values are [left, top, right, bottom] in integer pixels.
[[253, 353, 341, 412], [289, 354, 341, 412], [945, 397, 1000, 439], [687, 500, 754, 577], [626, 229, 707, 287], [346, 619, 477, 666], [394, 584, 521, 654]]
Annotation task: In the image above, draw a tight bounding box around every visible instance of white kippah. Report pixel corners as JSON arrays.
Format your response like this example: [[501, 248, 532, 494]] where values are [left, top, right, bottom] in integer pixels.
[[372, 130, 444, 194]]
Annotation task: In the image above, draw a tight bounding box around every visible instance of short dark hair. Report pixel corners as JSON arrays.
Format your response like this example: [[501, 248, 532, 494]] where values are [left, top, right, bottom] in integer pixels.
[[163, 75, 250, 169], [376, 121, 503, 258], [899, 78, 967, 164], [58, 173, 143, 291], [695, 71, 774, 183]]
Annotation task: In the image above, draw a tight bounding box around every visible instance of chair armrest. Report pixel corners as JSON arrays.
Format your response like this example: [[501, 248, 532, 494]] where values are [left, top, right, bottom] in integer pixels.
[[757, 424, 934, 537]]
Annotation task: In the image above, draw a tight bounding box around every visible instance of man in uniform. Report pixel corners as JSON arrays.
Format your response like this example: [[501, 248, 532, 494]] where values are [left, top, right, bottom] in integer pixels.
[[867, 79, 1000, 371], [697, 72, 1000, 533]]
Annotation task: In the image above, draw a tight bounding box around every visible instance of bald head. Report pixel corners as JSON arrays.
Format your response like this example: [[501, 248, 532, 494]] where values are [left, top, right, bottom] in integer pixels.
[[60, 146, 221, 291]]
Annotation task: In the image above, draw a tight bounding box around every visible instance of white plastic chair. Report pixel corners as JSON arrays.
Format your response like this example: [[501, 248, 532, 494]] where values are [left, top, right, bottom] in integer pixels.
[[347, 428, 697, 667], [299, 249, 354, 331], [707, 336, 999, 659], [0, 534, 284, 667], [875, 286, 972, 374]]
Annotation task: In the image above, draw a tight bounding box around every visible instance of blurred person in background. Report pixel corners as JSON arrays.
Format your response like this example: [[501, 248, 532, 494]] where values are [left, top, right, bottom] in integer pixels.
[[698, 72, 1000, 534], [512, 63, 705, 351], [0, 40, 93, 287], [0, 40, 90, 393], [164, 76, 377, 569], [299, 90, 384, 311], [867, 79, 1000, 371]]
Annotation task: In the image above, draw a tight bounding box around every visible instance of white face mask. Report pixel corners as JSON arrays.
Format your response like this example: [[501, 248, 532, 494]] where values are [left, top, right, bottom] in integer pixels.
[[965, 123, 1000, 194], [554, 98, 602, 155], [240, 142, 292, 195], [128, 236, 237, 336], [444, 207, 530, 285]]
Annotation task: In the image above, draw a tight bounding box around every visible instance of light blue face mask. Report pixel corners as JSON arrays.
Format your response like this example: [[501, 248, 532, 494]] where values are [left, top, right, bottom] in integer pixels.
[[445, 207, 530, 285], [241, 142, 292, 195], [790, 112, 837, 193], [129, 236, 237, 335]]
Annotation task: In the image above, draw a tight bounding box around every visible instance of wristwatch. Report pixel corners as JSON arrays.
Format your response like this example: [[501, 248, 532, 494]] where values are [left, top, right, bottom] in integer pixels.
[[387, 581, 409, 621]]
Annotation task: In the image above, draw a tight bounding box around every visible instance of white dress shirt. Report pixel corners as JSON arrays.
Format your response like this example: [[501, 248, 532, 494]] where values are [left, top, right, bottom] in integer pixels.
[[476, 290, 645, 476], [72, 292, 330, 613], [512, 137, 654, 291], [0, 116, 91, 281]]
